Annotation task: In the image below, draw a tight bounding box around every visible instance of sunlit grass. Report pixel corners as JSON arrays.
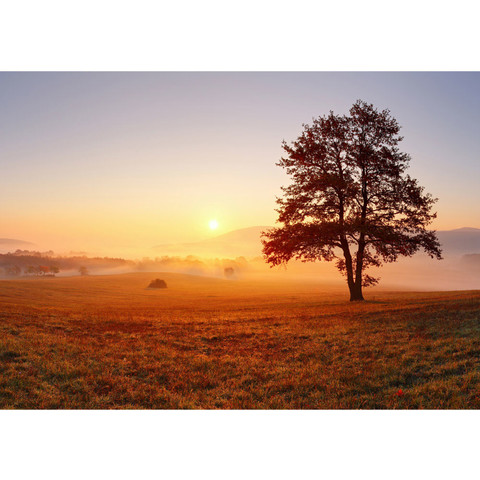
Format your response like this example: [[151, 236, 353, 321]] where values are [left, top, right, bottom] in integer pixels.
[[1, 273, 479, 409]]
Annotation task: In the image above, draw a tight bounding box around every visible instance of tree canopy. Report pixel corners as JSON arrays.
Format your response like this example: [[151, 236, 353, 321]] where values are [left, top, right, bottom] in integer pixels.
[[262, 100, 442, 301]]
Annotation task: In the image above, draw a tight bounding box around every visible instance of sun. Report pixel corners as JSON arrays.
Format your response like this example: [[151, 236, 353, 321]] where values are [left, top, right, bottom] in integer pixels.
[[209, 219, 219, 230]]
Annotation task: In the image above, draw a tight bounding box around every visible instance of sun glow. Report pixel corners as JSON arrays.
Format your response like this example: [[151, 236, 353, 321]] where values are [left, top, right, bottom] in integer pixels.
[[209, 219, 219, 230]]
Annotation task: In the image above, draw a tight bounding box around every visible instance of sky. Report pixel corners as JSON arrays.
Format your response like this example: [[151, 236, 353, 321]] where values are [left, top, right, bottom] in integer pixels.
[[1, 72, 479, 256]]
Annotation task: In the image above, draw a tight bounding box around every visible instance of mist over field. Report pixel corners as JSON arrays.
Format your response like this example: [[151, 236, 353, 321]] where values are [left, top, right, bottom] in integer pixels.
[[1, 225, 479, 292]]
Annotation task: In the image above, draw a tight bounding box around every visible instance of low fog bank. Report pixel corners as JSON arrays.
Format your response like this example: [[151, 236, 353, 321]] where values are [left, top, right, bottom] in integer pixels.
[[3, 226, 478, 290], [0, 250, 262, 280], [372, 255, 480, 291], [251, 254, 480, 291], [0, 247, 479, 292], [144, 226, 480, 291]]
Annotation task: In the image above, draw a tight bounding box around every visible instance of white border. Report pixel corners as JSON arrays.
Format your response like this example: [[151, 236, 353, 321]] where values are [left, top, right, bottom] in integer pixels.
[[1, 410, 479, 479], [1, 0, 479, 71], [1, 1, 478, 478]]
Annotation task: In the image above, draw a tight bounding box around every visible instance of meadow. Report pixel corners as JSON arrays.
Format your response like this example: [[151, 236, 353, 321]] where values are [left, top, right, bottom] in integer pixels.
[[1, 272, 479, 409]]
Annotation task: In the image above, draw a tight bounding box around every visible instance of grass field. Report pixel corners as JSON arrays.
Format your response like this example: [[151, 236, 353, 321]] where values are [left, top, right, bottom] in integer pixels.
[[1, 272, 480, 409]]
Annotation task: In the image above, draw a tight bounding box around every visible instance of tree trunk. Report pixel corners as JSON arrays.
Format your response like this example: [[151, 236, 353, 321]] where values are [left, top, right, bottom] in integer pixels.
[[349, 281, 364, 301]]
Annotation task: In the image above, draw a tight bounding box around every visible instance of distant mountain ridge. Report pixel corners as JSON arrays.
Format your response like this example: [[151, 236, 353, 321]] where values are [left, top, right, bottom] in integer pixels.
[[451, 227, 480, 231], [0, 238, 35, 246], [198, 226, 270, 245], [153, 226, 269, 258], [437, 227, 480, 254], [153, 226, 480, 258]]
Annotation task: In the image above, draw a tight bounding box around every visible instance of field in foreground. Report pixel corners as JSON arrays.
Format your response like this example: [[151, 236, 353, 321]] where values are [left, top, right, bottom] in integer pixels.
[[1, 272, 480, 409]]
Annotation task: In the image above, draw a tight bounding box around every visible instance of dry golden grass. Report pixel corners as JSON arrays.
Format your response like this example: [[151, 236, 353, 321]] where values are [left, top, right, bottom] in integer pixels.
[[1, 272, 479, 409]]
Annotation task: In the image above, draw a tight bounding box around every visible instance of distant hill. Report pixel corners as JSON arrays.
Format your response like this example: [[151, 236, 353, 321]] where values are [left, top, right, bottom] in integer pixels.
[[205, 226, 269, 243], [153, 226, 269, 258], [0, 238, 35, 254], [0, 238, 35, 246], [436, 228, 480, 255], [153, 226, 480, 258]]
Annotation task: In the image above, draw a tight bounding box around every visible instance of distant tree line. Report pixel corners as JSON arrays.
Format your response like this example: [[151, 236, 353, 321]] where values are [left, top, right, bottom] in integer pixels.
[[0, 250, 135, 277], [0, 250, 249, 278], [0, 264, 60, 277], [136, 255, 248, 276]]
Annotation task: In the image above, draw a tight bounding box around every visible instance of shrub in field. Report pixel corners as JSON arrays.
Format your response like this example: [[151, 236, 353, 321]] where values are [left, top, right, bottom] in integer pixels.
[[224, 267, 235, 278], [148, 279, 167, 288]]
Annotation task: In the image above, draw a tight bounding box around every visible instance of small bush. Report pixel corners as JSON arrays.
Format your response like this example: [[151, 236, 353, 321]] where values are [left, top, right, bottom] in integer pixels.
[[148, 279, 167, 289], [224, 267, 235, 278]]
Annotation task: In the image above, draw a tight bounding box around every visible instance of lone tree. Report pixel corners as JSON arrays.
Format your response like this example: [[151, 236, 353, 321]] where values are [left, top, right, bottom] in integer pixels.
[[262, 100, 442, 301]]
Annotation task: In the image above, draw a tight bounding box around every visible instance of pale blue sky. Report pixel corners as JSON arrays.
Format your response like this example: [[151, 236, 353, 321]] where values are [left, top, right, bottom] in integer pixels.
[[1, 72, 478, 253]]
